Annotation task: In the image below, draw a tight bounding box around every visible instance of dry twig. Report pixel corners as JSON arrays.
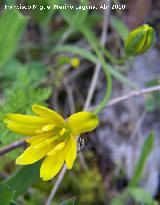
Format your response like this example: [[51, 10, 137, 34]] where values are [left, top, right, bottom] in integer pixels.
[[0, 139, 26, 156], [99, 85, 160, 109], [45, 165, 67, 205], [83, 0, 111, 110]]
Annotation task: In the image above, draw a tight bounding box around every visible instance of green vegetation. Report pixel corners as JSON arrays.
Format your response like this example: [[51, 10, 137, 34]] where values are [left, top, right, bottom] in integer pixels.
[[0, 0, 159, 204]]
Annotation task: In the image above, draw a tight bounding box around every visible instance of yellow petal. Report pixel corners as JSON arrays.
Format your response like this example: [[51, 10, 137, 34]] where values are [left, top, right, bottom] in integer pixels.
[[26, 131, 54, 144], [32, 105, 65, 127], [4, 119, 42, 136], [40, 150, 65, 181], [47, 142, 65, 156], [65, 135, 77, 169], [16, 143, 55, 165], [33, 138, 57, 149], [42, 124, 55, 132], [6, 114, 48, 125], [27, 127, 65, 145], [67, 112, 99, 136]]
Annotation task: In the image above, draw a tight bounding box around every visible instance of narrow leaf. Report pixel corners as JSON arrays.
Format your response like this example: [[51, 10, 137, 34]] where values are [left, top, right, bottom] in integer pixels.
[[58, 197, 76, 205], [51, 45, 137, 90], [129, 131, 155, 187], [51, 45, 97, 64], [3, 162, 40, 198], [0, 184, 15, 205], [61, 0, 88, 30], [110, 16, 129, 41], [129, 188, 158, 205]]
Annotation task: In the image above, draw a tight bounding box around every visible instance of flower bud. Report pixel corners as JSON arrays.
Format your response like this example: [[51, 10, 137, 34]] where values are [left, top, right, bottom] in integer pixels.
[[70, 57, 80, 68], [125, 24, 155, 56]]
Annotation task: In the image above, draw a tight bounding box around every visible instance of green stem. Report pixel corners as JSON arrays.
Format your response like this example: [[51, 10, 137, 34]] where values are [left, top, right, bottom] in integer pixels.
[[59, 28, 73, 45], [50, 45, 138, 90], [81, 26, 112, 114], [94, 65, 112, 115], [101, 45, 128, 65]]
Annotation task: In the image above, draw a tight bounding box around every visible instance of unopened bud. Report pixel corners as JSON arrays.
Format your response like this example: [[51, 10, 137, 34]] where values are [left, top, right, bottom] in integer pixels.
[[125, 24, 155, 56], [70, 57, 80, 68]]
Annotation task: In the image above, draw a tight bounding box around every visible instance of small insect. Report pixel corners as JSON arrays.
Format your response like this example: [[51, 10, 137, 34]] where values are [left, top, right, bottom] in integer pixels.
[[77, 137, 85, 152]]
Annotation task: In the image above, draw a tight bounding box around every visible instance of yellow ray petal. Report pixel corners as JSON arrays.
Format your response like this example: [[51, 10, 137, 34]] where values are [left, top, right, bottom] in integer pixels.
[[16, 143, 55, 165], [40, 150, 65, 181], [4, 119, 42, 136], [26, 131, 54, 144], [33, 138, 57, 149], [32, 105, 65, 127], [47, 142, 65, 156], [27, 128, 65, 146], [65, 135, 77, 169], [42, 124, 55, 132], [6, 114, 48, 125], [67, 112, 99, 136]]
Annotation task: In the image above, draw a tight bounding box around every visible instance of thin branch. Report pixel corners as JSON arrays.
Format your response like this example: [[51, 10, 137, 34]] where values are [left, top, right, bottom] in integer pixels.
[[83, 0, 111, 110], [45, 165, 67, 205], [105, 85, 160, 107], [90, 85, 160, 111], [0, 139, 26, 156], [66, 84, 76, 114]]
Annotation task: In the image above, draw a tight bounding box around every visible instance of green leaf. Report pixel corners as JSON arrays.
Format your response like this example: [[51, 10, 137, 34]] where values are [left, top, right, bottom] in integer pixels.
[[128, 188, 158, 205], [15, 61, 46, 87], [111, 188, 158, 205], [51, 45, 98, 64], [72, 0, 88, 29], [26, 61, 47, 83], [0, 9, 27, 68], [60, 5, 137, 91], [11, 200, 22, 205], [60, 0, 88, 30], [1, 59, 22, 81], [26, 0, 54, 25], [129, 131, 155, 187], [110, 16, 129, 41], [111, 195, 126, 205], [86, 13, 102, 27], [58, 197, 76, 205], [3, 162, 40, 198], [145, 95, 156, 112], [51, 45, 138, 90], [0, 86, 51, 159], [0, 59, 51, 155], [145, 79, 160, 111], [1, 60, 46, 87], [0, 184, 15, 205]]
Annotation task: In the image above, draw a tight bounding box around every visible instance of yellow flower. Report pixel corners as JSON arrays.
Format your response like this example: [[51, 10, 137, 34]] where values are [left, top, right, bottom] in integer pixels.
[[4, 105, 99, 181], [70, 57, 80, 68]]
